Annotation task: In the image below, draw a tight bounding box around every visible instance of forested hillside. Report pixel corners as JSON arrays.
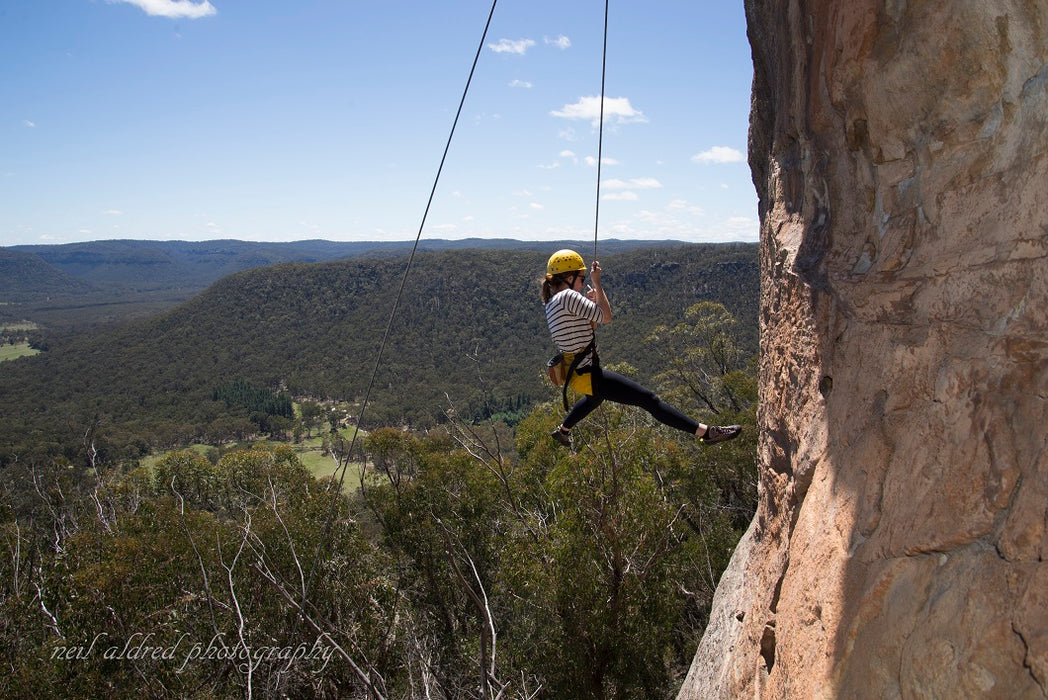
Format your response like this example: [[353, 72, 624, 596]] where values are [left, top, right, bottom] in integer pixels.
[[3, 238, 691, 327], [0, 243, 757, 461], [0, 249, 96, 301]]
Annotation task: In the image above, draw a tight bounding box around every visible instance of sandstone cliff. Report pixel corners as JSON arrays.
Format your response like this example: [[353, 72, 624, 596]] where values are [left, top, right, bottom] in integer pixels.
[[680, 1, 1048, 697]]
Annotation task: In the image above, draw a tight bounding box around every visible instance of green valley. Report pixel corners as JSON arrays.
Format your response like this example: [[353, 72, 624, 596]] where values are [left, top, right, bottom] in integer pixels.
[[0, 240, 760, 697]]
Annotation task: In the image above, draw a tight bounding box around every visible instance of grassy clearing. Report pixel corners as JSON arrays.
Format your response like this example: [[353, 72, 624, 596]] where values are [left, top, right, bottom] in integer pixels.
[[140, 428, 367, 493], [293, 429, 368, 489], [0, 342, 40, 362], [139, 443, 213, 472], [297, 449, 366, 487]]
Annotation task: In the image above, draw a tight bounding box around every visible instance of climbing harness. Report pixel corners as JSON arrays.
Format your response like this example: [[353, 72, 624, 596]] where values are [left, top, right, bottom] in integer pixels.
[[548, 339, 598, 411]]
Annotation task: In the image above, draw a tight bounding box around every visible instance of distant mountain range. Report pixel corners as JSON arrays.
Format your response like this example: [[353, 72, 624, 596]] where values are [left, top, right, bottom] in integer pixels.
[[1, 238, 695, 327]]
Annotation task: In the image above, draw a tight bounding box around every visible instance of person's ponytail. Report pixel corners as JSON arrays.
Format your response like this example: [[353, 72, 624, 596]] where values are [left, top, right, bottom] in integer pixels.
[[541, 276, 556, 304]]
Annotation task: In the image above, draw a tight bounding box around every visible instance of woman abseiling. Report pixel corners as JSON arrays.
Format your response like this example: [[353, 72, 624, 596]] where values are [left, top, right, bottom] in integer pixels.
[[542, 249, 741, 448]]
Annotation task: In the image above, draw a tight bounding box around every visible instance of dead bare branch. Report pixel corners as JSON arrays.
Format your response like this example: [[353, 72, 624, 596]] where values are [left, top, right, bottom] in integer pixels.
[[250, 559, 388, 699], [171, 477, 221, 634]]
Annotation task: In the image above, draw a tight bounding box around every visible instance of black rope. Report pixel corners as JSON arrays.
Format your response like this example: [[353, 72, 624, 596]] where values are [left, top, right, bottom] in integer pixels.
[[593, 0, 610, 260], [296, 0, 500, 633]]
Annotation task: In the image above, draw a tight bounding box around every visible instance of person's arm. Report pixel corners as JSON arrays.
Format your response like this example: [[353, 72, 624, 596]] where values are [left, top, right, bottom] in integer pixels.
[[587, 260, 612, 323]]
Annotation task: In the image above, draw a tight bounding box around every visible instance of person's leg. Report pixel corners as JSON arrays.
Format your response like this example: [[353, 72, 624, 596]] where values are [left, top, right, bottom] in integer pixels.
[[596, 370, 701, 434], [551, 370, 605, 446], [562, 393, 603, 430], [552, 369, 741, 445], [551, 393, 603, 446]]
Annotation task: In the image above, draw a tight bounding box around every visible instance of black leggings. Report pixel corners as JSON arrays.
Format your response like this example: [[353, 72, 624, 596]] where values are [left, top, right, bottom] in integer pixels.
[[562, 367, 700, 434]]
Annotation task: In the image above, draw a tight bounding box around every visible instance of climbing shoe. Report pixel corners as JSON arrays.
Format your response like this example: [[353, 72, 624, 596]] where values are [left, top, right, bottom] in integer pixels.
[[550, 428, 572, 448], [701, 424, 742, 444]]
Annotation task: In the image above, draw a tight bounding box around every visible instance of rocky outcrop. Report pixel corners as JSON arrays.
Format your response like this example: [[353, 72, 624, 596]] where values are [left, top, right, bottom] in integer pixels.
[[680, 1, 1048, 697]]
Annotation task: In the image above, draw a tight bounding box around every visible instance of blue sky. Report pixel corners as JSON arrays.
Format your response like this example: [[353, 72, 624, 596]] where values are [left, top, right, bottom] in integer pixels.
[[2, 0, 756, 246]]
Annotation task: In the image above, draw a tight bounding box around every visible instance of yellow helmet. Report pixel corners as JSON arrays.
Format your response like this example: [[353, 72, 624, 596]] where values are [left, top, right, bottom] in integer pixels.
[[546, 249, 586, 278]]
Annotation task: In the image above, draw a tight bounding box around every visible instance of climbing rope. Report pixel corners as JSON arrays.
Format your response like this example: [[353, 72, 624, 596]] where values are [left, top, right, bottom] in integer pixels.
[[291, 0, 613, 656], [296, 0, 501, 632], [593, 0, 610, 260]]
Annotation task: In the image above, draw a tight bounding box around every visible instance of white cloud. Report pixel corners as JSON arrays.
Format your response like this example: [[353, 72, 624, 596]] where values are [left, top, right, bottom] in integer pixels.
[[108, 0, 216, 18], [603, 177, 662, 190], [102, 209, 124, 216], [488, 38, 535, 55], [509, 79, 533, 89], [23, 120, 36, 128], [668, 199, 706, 216], [722, 216, 760, 240], [557, 127, 578, 142], [529, 202, 544, 210], [602, 191, 638, 201], [551, 96, 647, 127], [544, 35, 571, 50], [472, 111, 503, 126], [692, 146, 745, 164], [584, 155, 619, 167]]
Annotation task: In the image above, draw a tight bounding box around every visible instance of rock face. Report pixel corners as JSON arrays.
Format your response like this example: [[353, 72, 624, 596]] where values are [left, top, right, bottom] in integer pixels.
[[680, 1, 1048, 697]]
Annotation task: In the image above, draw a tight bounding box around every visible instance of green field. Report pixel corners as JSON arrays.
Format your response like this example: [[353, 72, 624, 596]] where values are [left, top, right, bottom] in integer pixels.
[[0, 342, 39, 362], [295, 433, 367, 486], [139, 428, 368, 492]]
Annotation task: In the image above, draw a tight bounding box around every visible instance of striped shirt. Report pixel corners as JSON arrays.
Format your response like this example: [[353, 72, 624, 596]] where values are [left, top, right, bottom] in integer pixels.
[[545, 289, 603, 368]]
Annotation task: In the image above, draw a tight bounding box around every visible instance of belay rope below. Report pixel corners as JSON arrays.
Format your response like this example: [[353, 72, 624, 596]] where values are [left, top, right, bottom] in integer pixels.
[[294, 0, 614, 663], [295, 0, 501, 647]]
